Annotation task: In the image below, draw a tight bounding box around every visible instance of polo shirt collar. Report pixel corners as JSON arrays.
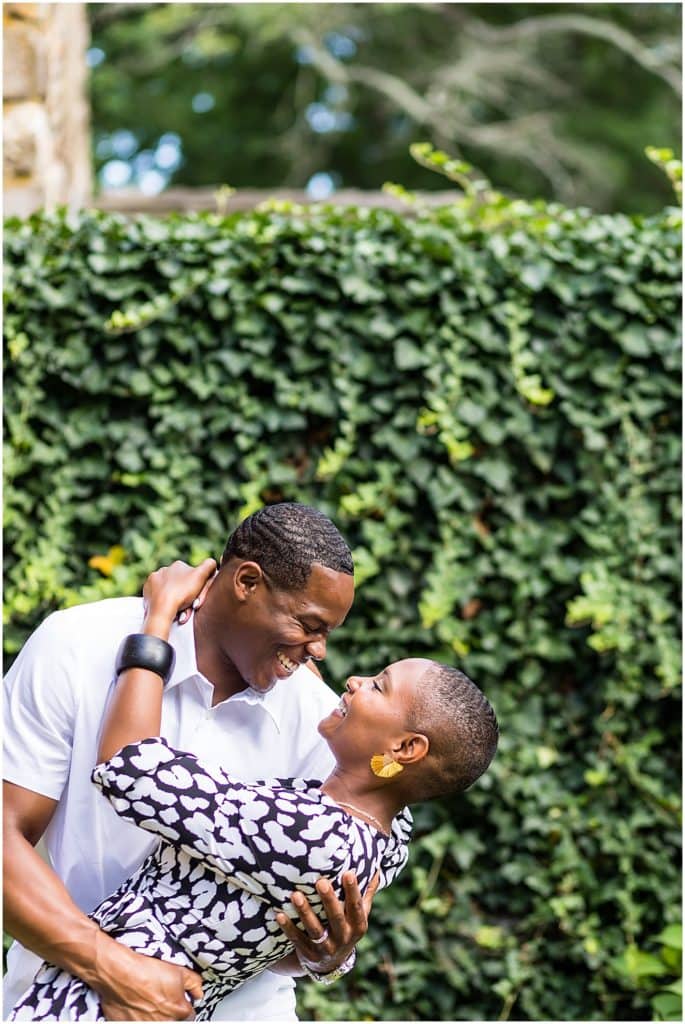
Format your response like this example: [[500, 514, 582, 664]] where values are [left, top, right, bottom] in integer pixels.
[[166, 616, 199, 689], [165, 615, 291, 734], [231, 672, 293, 734], [214, 671, 293, 734], [263, 663, 326, 732]]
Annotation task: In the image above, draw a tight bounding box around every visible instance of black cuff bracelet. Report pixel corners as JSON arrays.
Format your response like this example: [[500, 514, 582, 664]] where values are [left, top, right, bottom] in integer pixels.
[[115, 634, 176, 686]]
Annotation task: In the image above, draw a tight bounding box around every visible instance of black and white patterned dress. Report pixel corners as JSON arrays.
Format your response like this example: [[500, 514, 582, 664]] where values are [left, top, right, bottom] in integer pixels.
[[9, 737, 411, 1022]]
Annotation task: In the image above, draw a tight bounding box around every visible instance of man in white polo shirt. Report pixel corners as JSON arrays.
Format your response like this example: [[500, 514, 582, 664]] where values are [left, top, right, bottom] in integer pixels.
[[4, 503, 373, 1021]]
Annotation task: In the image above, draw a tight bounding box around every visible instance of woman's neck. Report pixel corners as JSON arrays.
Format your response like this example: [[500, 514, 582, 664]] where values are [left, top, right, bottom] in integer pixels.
[[320, 769, 405, 834]]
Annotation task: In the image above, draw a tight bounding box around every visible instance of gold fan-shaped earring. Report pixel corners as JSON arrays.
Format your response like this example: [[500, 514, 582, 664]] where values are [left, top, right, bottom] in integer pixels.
[[370, 754, 403, 779]]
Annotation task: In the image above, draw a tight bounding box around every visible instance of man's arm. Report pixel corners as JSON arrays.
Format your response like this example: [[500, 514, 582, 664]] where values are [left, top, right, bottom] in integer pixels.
[[3, 781, 202, 1020]]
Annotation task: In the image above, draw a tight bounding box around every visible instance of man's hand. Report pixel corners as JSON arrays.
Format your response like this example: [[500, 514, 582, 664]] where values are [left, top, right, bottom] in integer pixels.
[[94, 936, 203, 1021], [3, 785, 203, 1024], [275, 870, 379, 976]]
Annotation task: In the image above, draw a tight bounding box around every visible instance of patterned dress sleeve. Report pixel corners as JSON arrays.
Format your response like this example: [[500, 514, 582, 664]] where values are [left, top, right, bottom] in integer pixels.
[[378, 806, 413, 888], [91, 737, 350, 902], [91, 736, 229, 851]]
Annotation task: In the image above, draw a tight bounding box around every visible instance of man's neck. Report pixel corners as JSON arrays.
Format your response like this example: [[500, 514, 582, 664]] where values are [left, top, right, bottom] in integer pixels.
[[192, 608, 248, 706]]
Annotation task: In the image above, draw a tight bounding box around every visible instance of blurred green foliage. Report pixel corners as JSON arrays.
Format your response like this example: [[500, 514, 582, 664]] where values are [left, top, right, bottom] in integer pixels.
[[3, 167, 681, 1019], [88, 2, 682, 212]]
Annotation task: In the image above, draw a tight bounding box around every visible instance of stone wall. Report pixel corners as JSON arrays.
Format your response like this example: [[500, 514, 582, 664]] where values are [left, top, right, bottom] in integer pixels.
[[4, 3, 91, 217], [95, 186, 463, 215]]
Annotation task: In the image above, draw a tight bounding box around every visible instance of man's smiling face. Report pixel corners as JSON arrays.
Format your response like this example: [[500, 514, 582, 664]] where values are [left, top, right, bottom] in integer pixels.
[[229, 561, 354, 693]]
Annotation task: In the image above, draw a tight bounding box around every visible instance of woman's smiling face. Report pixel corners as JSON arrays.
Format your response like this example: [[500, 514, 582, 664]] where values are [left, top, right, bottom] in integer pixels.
[[318, 658, 434, 766]]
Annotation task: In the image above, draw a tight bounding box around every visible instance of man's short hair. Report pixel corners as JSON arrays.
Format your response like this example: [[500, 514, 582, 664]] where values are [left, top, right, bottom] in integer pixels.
[[409, 663, 498, 800], [221, 502, 354, 590]]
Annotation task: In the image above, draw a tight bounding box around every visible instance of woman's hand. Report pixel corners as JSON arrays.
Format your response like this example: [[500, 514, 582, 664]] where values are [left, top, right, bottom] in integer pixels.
[[142, 559, 217, 629]]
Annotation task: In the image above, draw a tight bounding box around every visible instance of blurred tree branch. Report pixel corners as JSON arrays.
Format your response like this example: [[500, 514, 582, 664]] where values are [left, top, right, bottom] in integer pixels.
[[291, 24, 599, 197], [461, 12, 682, 97], [88, 3, 681, 211]]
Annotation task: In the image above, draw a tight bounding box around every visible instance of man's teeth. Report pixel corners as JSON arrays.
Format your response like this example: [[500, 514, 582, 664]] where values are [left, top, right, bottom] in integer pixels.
[[337, 697, 347, 717], [277, 651, 298, 672]]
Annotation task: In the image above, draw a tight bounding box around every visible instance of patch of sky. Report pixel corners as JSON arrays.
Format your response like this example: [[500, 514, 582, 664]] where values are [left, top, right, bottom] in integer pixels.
[[305, 103, 354, 134], [95, 130, 137, 161], [306, 172, 341, 200], [155, 133, 183, 171], [98, 134, 183, 193], [112, 130, 138, 159], [95, 137, 111, 161], [86, 47, 105, 68], [132, 150, 156, 177], [100, 160, 131, 189], [324, 32, 357, 59], [139, 170, 168, 196], [295, 45, 314, 65], [323, 84, 349, 105], [192, 92, 216, 113]]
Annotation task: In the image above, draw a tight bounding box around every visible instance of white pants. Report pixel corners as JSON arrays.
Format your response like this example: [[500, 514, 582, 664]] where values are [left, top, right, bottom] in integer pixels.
[[211, 971, 298, 1021], [3, 942, 298, 1022]]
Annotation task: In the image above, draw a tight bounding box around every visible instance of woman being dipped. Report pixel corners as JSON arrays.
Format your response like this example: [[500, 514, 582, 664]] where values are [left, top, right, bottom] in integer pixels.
[[10, 562, 498, 1021]]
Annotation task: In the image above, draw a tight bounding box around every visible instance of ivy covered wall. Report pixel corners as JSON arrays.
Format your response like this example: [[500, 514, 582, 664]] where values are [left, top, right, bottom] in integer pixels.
[[3, 184, 681, 1020]]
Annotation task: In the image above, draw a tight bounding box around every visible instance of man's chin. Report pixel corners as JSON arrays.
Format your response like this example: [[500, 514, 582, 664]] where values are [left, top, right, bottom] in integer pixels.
[[248, 677, 278, 695], [248, 656, 300, 694]]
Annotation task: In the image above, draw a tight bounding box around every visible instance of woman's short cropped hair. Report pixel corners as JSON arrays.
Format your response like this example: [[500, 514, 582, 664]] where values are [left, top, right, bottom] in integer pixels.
[[409, 663, 499, 800]]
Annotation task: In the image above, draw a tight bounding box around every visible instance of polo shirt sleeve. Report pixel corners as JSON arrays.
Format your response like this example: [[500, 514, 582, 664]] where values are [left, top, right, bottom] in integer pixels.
[[3, 611, 80, 800]]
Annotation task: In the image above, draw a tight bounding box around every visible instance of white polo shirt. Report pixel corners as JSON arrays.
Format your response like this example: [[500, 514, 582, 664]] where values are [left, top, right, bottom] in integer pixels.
[[3, 597, 339, 1020]]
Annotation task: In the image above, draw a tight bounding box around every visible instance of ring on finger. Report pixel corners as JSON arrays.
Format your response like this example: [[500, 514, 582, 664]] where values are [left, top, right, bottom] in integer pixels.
[[310, 928, 329, 945]]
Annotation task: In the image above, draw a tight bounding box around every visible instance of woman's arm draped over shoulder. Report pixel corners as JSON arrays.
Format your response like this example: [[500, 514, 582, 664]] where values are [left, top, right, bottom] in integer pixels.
[[96, 559, 216, 764]]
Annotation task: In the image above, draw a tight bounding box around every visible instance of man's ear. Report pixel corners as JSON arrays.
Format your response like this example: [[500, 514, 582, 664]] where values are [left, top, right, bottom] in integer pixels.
[[233, 561, 265, 601], [392, 733, 430, 766]]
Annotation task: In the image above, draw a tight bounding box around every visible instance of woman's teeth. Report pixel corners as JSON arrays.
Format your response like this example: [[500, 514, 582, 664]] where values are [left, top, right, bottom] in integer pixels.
[[277, 651, 298, 672], [337, 697, 348, 717]]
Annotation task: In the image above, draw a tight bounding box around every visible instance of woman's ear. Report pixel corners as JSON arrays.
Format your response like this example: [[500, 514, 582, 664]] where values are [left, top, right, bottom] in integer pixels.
[[233, 561, 264, 601], [392, 733, 430, 766]]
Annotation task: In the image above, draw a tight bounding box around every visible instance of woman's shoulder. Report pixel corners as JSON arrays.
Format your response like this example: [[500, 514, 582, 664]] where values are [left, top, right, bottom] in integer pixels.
[[250, 777, 335, 815]]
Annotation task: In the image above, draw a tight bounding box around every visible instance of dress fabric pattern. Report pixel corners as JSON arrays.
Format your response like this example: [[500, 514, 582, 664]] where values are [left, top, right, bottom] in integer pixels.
[[9, 738, 411, 1022]]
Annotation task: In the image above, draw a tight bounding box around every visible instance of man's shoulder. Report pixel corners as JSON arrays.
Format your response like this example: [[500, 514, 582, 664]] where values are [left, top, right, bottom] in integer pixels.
[[26, 597, 145, 661], [44, 597, 144, 635], [4, 599, 147, 729]]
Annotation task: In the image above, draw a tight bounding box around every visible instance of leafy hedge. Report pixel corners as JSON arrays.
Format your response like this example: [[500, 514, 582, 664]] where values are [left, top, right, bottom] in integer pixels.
[[3, 178, 681, 1021]]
